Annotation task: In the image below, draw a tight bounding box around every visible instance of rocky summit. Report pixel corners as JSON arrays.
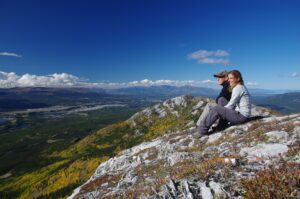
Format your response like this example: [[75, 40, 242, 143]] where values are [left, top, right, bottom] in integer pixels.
[[67, 95, 300, 199]]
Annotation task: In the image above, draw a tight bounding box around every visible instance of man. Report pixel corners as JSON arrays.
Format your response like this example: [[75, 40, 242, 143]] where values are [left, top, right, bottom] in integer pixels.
[[195, 70, 232, 133], [214, 70, 232, 106]]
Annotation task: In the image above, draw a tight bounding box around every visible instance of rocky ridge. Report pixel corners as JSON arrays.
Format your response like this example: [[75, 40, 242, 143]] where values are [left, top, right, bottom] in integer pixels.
[[67, 95, 300, 199]]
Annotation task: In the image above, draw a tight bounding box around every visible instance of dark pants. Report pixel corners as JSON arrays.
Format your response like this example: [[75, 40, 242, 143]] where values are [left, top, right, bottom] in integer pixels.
[[198, 100, 248, 135], [217, 97, 229, 106], [217, 97, 229, 128]]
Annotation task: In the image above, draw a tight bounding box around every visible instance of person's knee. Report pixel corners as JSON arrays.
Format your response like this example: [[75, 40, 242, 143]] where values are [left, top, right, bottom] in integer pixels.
[[211, 105, 227, 119], [217, 97, 228, 106], [212, 104, 223, 112]]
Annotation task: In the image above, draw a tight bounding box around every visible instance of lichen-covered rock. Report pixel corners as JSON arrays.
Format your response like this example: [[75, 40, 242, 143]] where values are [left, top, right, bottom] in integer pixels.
[[200, 182, 213, 199], [266, 131, 289, 143], [209, 181, 228, 198], [207, 132, 223, 144], [239, 143, 289, 162]]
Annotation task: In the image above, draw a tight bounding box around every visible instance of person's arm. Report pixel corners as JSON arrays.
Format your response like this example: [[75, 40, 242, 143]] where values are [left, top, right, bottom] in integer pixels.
[[216, 84, 228, 103], [224, 86, 242, 109]]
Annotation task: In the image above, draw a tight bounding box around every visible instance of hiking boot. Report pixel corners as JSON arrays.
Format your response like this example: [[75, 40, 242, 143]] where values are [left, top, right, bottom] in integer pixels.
[[190, 127, 208, 139], [192, 129, 215, 139]]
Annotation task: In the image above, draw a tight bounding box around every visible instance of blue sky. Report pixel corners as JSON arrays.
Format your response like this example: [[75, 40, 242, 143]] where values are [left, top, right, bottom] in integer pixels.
[[0, 0, 299, 89]]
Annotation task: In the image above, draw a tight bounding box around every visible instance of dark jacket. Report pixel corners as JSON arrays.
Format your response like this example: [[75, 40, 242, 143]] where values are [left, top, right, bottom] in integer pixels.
[[216, 81, 232, 103]]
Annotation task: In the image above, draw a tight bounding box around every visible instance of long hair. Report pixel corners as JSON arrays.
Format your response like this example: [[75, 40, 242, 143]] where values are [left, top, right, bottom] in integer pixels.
[[228, 70, 244, 85]]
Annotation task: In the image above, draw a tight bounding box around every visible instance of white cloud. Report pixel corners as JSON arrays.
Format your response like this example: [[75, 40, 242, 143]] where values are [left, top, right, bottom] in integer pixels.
[[291, 72, 299, 78], [201, 79, 216, 84], [0, 71, 81, 88], [0, 52, 22, 58], [0, 71, 218, 89], [187, 49, 230, 65], [246, 81, 258, 86]]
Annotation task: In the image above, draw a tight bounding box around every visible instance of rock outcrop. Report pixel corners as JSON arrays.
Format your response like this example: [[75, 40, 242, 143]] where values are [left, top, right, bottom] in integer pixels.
[[67, 95, 300, 199]]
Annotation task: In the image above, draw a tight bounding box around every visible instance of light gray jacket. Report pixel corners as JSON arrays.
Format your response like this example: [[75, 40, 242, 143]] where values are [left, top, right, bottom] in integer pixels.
[[224, 84, 251, 117]]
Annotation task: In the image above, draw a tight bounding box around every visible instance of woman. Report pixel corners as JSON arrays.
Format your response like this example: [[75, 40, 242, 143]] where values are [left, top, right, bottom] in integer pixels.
[[197, 70, 251, 136]]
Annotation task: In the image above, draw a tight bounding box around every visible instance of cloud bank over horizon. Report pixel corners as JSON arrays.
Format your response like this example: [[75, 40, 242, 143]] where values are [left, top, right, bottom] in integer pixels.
[[0, 71, 219, 89]]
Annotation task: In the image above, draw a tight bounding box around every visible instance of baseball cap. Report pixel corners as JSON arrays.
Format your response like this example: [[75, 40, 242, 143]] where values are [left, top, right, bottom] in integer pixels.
[[213, 70, 229, 78]]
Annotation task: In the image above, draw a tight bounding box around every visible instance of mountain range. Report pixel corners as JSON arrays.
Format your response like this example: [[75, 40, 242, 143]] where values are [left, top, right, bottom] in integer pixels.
[[0, 85, 299, 114]]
